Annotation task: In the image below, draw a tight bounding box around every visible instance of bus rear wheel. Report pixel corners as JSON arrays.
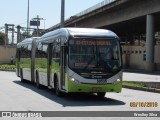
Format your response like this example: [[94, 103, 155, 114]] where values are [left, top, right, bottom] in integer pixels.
[[97, 92, 106, 98], [36, 72, 41, 89], [20, 69, 25, 83]]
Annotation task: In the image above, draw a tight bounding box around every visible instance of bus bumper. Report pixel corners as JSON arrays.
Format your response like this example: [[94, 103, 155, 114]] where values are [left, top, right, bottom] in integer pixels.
[[67, 80, 122, 93]]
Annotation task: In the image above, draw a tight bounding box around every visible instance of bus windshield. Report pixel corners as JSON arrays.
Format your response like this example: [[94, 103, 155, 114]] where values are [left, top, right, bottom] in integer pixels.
[[69, 38, 122, 74]]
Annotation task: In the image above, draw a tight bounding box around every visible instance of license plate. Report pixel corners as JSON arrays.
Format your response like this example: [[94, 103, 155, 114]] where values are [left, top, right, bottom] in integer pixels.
[[92, 87, 102, 92]]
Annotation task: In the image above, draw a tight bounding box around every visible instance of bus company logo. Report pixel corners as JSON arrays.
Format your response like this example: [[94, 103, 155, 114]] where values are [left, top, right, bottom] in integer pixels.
[[2, 112, 11, 117]]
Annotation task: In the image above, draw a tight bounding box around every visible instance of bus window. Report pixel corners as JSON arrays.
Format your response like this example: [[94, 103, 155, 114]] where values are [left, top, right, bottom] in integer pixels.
[[68, 38, 122, 73]]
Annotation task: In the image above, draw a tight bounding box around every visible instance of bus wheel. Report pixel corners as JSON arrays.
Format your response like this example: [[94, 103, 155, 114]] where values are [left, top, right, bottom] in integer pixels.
[[97, 92, 106, 98], [20, 69, 25, 83], [55, 79, 63, 97], [36, 72, 41, 89]]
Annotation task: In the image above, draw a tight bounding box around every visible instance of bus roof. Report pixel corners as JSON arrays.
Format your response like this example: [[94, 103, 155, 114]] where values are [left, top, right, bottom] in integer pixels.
[[17, 37, 40, 47], [66, 28, 118, 38], [17, 28, 118, 46], [41, 28, 118, 39]]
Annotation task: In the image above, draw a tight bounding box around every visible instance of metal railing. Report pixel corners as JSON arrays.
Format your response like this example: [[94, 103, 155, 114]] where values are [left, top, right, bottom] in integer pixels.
[[75, 0, 116, 17], [46, 0, 116, 32]]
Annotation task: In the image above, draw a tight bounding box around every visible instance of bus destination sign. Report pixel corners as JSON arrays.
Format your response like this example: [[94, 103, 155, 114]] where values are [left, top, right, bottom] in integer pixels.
[[76, 40, 112, 46]]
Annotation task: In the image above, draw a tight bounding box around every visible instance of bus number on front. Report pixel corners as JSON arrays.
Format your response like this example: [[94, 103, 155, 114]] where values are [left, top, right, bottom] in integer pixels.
[[97, 79, 107, 84]]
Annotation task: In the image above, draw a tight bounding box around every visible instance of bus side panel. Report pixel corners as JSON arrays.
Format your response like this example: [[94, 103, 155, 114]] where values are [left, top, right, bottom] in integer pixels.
[[50, 38, 61, 89], [19, 45, 32, 81], [35, 43, 48, 86], [50, 59, 60, 88]]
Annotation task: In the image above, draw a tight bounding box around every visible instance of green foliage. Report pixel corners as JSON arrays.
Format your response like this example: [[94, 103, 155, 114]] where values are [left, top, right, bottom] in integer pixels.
[[0, 32, 5, 45], [0, 64, 16, 71], [22, 32, 32, 38], [123, 81, 145, 88]]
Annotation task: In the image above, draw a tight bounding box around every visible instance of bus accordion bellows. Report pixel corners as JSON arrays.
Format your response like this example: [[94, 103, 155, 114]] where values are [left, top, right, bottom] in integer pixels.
[[16, 28, 123, 98]]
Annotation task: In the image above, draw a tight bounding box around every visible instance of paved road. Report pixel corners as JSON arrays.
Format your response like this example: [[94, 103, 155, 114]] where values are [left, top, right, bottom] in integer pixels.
[[0, 71, 160, 120], [123, 72, 160, 82]]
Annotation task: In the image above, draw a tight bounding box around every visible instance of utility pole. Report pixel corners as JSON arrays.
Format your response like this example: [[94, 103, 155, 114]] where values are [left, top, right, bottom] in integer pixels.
[[61, 0, 65, 28], [36, 15, 39, 36], [11, 25, 14, 46], [17, 25, 21, 43], [5, 24, 8, 47], [27, 0, 30, 37]]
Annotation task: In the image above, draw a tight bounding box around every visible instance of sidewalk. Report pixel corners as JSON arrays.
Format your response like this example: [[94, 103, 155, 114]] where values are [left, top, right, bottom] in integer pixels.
[[123, 69, 160, 93]]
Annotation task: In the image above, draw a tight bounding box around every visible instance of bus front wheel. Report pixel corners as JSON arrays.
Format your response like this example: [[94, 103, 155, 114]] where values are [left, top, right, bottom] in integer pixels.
[[97, 92, 106, 98], [55, 79, 63, 97]]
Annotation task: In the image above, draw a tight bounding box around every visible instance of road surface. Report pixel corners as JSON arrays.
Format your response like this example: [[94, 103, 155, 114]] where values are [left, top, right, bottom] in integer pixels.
[[0, 71, 159, 120]]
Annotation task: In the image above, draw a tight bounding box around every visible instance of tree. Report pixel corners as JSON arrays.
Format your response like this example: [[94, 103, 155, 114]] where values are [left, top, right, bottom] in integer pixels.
[[21, 32, 32, 38], [0, 32, 5, 45]]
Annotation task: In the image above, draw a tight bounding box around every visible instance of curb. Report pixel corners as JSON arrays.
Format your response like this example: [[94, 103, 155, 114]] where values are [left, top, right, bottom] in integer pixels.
[[0, 69, 15, 72], [123, 85, 160, 93]]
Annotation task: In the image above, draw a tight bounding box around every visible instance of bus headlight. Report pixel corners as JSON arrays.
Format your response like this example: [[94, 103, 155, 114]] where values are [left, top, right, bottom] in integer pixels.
[[71, 78, 75, 81], [112, 79, 121, 85], [117, 79, 121, 82], [70, 78, 81, 84]]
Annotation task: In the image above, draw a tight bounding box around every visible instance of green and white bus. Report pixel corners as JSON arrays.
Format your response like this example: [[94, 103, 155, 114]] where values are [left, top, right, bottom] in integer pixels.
[[16, 28, 123, 97]]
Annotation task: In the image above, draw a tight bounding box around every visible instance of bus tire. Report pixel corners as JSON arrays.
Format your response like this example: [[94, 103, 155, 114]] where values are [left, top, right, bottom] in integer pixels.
[[55, 79, 63, 97], [97, 92, 106, 98], [36, 71, 41, 89], [20, 69, 25, 83]]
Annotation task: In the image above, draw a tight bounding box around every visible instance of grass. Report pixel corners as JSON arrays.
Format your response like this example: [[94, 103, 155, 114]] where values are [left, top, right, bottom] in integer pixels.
[[122, 81, 145, 88], [0, 64, 16, 71]]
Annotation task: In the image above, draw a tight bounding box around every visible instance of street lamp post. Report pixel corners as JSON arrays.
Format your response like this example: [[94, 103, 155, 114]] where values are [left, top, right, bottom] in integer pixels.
[[31, 15, 45, 37], [36, 15, 39, 37], [61, 0, 65, 28]]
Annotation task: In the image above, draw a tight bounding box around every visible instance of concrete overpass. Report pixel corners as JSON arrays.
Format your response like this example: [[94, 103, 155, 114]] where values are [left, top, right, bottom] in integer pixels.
[[45, 0, 160, 32], [44, 0, 160, 71]]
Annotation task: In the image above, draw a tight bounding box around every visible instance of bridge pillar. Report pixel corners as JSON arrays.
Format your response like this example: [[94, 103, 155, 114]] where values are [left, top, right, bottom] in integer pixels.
[[145, 14, 155, 71]]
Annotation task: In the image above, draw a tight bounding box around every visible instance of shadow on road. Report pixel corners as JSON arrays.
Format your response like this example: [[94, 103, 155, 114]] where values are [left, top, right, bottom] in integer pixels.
[[13, 80, 126, 107]]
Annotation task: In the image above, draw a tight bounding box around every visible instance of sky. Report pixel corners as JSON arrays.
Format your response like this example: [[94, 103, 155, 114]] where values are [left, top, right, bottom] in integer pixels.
[[0, 0, 104, 30]]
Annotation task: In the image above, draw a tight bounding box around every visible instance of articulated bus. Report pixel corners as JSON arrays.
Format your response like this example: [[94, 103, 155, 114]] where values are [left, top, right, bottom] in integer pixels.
[[16, 28, 123, 97]]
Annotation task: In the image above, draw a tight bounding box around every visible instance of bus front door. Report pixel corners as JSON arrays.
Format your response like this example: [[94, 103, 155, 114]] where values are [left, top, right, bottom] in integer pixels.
[[47, 44, 52, 87], [60, 46, 67, 90]]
